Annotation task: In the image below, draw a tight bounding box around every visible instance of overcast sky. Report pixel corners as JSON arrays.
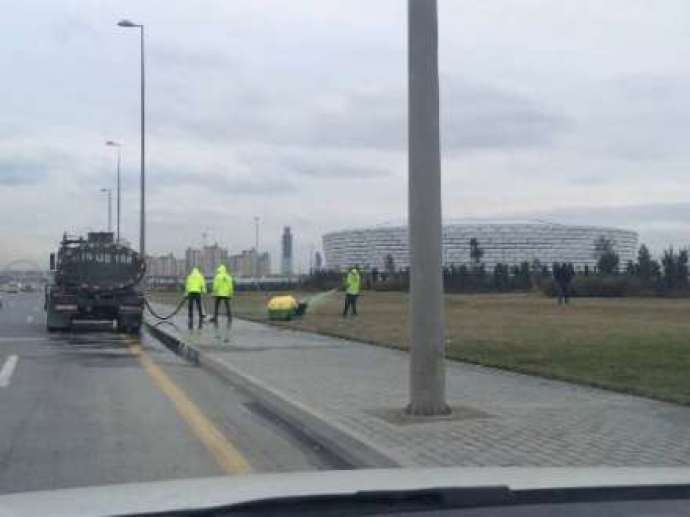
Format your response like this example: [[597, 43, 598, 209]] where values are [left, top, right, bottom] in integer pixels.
[[2, 0, 690, 270]]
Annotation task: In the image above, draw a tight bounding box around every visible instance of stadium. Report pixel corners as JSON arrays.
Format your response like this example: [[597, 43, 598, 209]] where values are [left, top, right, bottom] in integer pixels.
[[322, 222, 639, 271]]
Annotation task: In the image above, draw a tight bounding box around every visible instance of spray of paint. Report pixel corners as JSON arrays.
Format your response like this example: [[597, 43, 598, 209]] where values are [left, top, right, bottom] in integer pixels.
[[304, 289, 338, 310]]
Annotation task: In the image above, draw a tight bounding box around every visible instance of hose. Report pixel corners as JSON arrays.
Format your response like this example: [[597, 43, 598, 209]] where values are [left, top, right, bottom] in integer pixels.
[[144, 295, 188, 320]]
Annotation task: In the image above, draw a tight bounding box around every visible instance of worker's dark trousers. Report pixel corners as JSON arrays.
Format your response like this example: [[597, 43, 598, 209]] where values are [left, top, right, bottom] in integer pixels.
[[213, 296, 232, 321], [343, 294, 358, 316], [557, 284, 570, 305], [188, 293, 203, 321]]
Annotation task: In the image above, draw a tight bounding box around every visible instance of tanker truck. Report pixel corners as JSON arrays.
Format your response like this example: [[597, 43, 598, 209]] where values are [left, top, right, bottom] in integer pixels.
[[45, 232, 145, 333]]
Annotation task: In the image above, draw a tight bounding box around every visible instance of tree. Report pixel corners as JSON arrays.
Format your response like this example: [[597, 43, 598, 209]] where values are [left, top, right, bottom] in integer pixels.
[[384, 253, 396, 274], [593, 236, 620, 274], [624, 260, 635, 275], [457, 264, 469, 287], [469, 238, 484, 267], [514, 261, 532, 289], [680, 249, 689, 286], [635, 244, 660, 282], [492, 263, 510, 291], [661, 247, 689, 289]]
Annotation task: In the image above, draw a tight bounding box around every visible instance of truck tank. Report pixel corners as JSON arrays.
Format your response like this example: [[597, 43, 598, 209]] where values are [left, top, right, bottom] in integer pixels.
[[45, 232, 145, 333]]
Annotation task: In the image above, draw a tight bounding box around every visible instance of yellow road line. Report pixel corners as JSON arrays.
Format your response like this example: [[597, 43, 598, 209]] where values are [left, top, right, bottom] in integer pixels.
[[128, 339, 251, 474]]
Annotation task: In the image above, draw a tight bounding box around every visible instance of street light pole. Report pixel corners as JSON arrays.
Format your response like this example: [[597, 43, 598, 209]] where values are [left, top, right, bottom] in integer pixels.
[[106, 141, 122, 243], [406, 0, 449, 416], [100, 188, 113, 233], [254, 216, 260, 278], [117, 146, 121, 242], [118, 19, 145, 259]]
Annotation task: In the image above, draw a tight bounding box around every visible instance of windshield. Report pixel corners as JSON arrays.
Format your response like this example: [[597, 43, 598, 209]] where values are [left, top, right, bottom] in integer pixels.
[[3, 0, 690, 511]]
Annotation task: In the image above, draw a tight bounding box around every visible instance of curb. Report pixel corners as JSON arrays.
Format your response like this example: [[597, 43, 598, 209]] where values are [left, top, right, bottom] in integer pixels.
[[144, 320, 400, 469]]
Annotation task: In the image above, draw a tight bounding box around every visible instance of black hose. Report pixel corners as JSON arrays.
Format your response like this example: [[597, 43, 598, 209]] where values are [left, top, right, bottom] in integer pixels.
[[144, 295, 188, 320]]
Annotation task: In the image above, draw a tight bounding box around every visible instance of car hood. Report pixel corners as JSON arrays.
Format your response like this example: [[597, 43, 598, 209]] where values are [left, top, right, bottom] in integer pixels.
[[3, 467, 690, 517]]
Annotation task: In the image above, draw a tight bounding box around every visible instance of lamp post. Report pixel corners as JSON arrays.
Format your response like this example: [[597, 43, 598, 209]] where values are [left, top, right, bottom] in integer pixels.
[[105, 141, 122, 242], [117, 19, 145, 259], [100, 188, 113, 233], [406, 0, 449, 415], [254, 216, 260, 278]]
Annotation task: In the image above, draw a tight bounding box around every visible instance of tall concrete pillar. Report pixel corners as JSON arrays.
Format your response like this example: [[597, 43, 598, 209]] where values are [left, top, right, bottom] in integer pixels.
[[406, 0, 450, 416]]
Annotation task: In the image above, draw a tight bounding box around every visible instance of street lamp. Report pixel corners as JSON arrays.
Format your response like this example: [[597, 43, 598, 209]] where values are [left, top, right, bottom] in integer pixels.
[[254, 216, 260, 278], [100, 188, 113, 233], [117, 19, 146, 259], [406, 0, 449, 415], [105, 140, 122, 243]]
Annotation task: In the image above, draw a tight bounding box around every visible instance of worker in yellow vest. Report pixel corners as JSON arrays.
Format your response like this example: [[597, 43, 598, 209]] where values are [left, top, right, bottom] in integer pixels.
[[210, 264, 234, 323], [185, 267, 206, 325], [342, 265, 361, 317]]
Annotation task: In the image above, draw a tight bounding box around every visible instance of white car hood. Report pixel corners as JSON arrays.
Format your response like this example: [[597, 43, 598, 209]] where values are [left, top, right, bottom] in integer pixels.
[[2, 467, 690, 517]]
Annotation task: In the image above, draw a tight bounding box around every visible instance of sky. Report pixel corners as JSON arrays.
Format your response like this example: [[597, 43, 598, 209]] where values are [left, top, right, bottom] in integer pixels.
[[2, 0, 690, 271]]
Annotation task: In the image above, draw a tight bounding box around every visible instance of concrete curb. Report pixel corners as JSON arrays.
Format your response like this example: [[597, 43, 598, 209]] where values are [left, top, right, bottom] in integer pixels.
[[145, 320, 400, 469]]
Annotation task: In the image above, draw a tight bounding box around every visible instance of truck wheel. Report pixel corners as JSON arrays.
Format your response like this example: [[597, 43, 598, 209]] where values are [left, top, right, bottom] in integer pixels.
[[118, 318, 140, 335], [47, 323, 70, 332]]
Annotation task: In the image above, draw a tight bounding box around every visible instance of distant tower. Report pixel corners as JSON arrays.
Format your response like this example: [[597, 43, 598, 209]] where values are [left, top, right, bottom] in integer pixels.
[[314, 251, 323, 271], [281, 226, 293, 276]]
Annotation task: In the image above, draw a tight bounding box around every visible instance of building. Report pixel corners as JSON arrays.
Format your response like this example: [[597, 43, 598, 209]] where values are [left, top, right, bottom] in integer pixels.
[[201, 244, 228, 275], [314, 251, 323, 271], [323, 222, 638, 271], [281, 226, 293, 276], [185, 247, 203, 272], [146, 253, 177, 277], [183, 244, 229, 276], [257, 251, 271, 277], [174, 258, 187, 278], [228, 249, 271, 278]]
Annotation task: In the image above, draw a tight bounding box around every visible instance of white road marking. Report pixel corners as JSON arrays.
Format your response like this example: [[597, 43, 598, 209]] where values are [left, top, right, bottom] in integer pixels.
[[0, 337, 45, 343], [0, 355, 18, 387]]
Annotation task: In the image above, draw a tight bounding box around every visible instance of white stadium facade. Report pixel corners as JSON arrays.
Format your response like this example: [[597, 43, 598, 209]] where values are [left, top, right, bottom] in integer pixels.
[[323, 222, 638, 271]]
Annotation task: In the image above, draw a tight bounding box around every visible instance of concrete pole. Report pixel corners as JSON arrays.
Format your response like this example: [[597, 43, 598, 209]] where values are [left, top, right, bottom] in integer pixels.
[[406, 0, 449, 416], [139, 25, 146, 260]]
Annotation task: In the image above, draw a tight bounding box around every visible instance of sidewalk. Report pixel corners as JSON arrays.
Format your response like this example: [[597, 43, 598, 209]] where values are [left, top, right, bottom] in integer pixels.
[[146, 304, 690, 467]]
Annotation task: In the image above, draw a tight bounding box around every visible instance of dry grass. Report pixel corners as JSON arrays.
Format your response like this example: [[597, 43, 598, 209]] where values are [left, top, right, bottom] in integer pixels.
[[149, 290, 690, 405]]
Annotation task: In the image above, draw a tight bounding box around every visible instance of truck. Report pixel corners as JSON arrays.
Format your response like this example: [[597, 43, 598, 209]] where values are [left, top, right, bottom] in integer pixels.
[[45, 232, 145, 333]]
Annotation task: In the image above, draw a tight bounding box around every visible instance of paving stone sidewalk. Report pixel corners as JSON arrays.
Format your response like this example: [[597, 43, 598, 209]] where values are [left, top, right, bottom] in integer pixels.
[[147, 304, 690, 467]]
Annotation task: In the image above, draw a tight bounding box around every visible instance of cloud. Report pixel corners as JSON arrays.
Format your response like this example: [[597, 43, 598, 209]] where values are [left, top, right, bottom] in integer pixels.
[[520, 202, 690, 226], [151, 46, 236, 70], [235, 148, 393, 180], [147, 164, 296, 195], [282, 157, 390, 179], [0, 155, 54, 186], [441, 79, 568, 150], [153, 76, 567, 152]]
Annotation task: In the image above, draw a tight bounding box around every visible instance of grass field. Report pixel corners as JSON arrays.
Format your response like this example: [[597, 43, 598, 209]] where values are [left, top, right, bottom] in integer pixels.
[[150, 290, 690, 405]]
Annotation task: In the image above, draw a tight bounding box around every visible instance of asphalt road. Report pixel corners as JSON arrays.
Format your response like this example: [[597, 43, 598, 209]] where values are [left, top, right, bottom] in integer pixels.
[[0, 292, 344, 495]]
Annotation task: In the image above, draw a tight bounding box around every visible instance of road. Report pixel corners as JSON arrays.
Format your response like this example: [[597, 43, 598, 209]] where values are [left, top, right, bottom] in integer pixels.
[[0, 292, 345, 495]]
